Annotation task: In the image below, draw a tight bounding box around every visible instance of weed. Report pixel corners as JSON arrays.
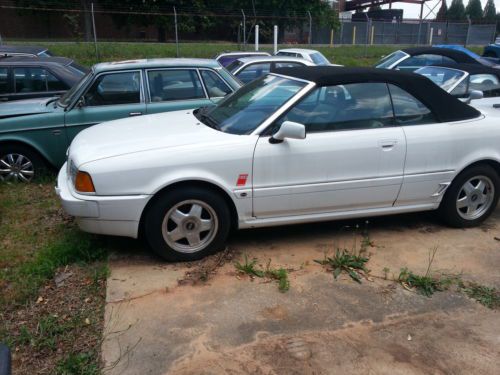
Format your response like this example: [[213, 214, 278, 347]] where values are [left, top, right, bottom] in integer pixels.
[[56, 351, 99, 375], [382, 267, 390, 280], [398, 267, 452, 297], [460, 282, 500, 309], [235, 254, 265, 278], [315, 249, 369, 283]]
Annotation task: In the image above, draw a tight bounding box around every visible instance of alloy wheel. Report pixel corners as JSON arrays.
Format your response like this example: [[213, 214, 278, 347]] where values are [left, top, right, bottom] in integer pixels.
[[456, 175, 495, 220], [0, 153, 35, 182]]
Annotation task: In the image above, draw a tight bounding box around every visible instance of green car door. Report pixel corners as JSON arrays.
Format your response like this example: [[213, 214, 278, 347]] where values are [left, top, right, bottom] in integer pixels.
[[144, 68, 233, 114], [64, 70, 146, 142]]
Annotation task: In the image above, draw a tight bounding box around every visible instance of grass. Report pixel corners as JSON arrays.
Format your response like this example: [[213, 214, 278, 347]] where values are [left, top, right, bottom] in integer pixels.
[[460, 282, 500, 309], [0, 180, 108, 374], [235, 254, 290, 292], [397, 267, 455, 297], [5, 40, 484, 67]]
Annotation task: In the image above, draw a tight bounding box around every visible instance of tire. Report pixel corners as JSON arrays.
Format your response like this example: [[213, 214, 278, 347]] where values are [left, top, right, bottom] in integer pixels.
[[0, 144, 49, 182], [143, 187, 231, 262], [439, 165, 499, 228]]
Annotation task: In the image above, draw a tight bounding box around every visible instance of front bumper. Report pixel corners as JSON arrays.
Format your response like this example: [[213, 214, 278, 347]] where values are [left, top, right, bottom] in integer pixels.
[[55, 163, 151, 238]]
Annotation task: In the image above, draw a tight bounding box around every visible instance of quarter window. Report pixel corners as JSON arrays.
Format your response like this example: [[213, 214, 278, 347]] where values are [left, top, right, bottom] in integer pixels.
[[397, 54, 456, 71], [275, 83, 394, 133], [84, 71, 141, 106], [148, 69, 204, 102], [388, 84, 435, 125], [200, 70, 232, 98], [236, 63, 271, 84], [0, 68, 8, 94]]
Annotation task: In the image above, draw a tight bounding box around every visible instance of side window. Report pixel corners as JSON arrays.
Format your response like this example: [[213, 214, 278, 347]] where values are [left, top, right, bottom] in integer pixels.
[[275, 83, 394, 133], [0, 68, 8, 94], [236, 63, 271, 84], [388, 84, 436, 125], [397, 54, 456, 71], [469, 74, 500, 97], [84, 71, 141, 106], [147, 69, 204, 102], [200, 70, 232, 98], [46, 71, 68, 91], [14, 67, 49, 93], [274, 62, 304, 69]]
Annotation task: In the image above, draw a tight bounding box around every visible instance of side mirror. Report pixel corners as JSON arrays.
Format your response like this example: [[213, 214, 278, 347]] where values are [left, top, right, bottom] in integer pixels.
[[270, 121, 306, 144], [465, 89, 484, 104], [76, 97, 85, 108]]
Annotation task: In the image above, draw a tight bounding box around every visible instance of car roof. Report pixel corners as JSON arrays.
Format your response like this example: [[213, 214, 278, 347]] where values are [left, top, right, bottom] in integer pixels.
[[401, 47, 479, 64], [274, 66, 480, 123], [216, 51, 270, 57], [0, 45, 49, 55], [237, 56, 314, 64], [277, 48, 319, 55], [0, 56, 74, 66], [92, 58, 221, 73]]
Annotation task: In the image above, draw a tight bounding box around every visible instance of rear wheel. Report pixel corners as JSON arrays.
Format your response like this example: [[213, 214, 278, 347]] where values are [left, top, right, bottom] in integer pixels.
[[439, 165, 499, 227], [144, 187, 231, 262], [0, 144, 48, 182]]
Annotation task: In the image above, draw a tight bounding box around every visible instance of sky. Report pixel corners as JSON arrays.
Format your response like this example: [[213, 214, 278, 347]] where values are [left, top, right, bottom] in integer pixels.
[[379, 0, 500, 19]]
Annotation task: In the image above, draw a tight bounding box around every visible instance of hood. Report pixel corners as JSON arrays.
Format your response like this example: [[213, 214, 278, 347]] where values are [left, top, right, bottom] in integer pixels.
[[0, 97, 58, 119], [70, 110, 242, 167]]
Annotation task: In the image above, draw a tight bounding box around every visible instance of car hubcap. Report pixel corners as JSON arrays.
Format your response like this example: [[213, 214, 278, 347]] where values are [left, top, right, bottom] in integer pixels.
[[0, 153, 34, 182], [456, 175, 494, 220], [162, 200, 218, 253]]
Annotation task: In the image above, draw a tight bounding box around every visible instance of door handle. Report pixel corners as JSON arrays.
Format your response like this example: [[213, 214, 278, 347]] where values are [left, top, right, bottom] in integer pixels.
[[52, 130, 62, 136], [378, 139, 398, 150], [129, 112, 142, 117]]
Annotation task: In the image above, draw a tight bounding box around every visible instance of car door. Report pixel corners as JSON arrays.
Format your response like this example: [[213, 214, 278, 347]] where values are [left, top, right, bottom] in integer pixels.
[[388, 84, 457, 207], [64, 70, 145, 142], [145, 68, 212, 114], [252, 82, 407, 218], [0, 67, 10, 102]]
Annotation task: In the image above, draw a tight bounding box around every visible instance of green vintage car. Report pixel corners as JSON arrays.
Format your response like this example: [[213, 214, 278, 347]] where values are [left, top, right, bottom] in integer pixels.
[[0, 58, 241, 182]]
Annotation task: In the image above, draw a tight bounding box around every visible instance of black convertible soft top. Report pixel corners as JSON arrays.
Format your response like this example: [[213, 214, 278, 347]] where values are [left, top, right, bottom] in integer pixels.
[[401, 47, 479, 64], [274, 66, 481, 123]]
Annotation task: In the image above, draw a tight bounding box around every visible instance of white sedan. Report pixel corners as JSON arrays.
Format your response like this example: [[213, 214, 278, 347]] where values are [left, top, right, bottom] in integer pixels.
[[56, 66, 500, 261]]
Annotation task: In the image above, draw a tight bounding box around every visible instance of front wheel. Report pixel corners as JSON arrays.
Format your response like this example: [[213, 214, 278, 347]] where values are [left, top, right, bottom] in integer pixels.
[[0, 145, 47, 182], [439, 165, 499, 228], [144, 187, 231, 262]]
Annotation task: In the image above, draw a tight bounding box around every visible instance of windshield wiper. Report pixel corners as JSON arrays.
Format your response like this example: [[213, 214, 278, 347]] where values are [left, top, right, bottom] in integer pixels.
[[195, 106, 220, 130]]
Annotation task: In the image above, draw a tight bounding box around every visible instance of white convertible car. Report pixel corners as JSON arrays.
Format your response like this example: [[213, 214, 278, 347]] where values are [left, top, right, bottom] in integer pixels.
[[56, 66, 500, 261]]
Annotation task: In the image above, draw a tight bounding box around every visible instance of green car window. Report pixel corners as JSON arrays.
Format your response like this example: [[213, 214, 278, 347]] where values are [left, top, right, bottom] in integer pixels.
[[0, 68, 7, 94], [14, 67, 49, 93], [84, 71, 141, 106], [148, 69, 205, 102]]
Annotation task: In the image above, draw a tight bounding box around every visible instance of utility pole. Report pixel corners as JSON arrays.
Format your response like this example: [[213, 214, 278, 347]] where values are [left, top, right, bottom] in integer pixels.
[[174, 6, 179, 57], [308, 11, 312, 45], [241, 9, 246, 50]]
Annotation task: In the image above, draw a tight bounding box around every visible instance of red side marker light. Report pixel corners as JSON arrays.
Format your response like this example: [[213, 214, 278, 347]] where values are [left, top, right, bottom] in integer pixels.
[[236, 174, 248, 186]]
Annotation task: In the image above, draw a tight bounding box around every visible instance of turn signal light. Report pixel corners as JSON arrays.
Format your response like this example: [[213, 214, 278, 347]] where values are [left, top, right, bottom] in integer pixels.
[[75, 171, 95, 193]]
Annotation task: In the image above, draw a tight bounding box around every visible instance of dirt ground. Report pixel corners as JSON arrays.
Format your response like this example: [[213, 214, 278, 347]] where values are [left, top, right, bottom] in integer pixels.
[[101, 207, 500, 375]]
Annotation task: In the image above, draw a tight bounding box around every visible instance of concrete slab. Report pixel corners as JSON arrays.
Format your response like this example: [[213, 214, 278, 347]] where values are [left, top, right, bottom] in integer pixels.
[[102, 207, 500, 375]]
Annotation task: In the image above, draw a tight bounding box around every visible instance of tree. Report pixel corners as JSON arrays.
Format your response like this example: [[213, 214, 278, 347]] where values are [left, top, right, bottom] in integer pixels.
[[483, 0, 497, 20], [465, 0, 483, 20], [436, 0, 448, 20], [448, 0, 466, 20]]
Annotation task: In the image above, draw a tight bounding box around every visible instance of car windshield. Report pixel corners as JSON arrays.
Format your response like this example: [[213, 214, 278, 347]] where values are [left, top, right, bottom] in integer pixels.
[[58, 71, 92, 107], [226, 60, 244, 74], [310, 52, 329, 65], [199, 74, 307, 135], [415, 66, 467, 92], [375, 50, 409, 69]]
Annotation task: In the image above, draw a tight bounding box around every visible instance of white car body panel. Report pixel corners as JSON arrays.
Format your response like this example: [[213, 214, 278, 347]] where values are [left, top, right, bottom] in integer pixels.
[[56, 75, 500, 240]]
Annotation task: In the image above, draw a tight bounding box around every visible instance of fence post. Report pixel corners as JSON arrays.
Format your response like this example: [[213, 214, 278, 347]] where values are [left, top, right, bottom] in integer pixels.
[[371, 25, 375, 45], [255, 25, 259, 51], [340, 20, 344, 45], [274, 25, 278, 54], [173, 7, 179, 57], [91, 3, 99, 62], [308, 11, 312, 45], [429, 27, 434, 45], [352, 26, 356, 45], [241, 9, 246, 50], [417, 21, 422, 45], [465, 15, 471, 47], [330, 29, 334, 47]]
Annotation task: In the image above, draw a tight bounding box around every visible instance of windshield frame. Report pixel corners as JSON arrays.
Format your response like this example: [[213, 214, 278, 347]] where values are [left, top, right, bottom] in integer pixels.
[[374, 50, 410, 69], [415, 66, 469, 93]]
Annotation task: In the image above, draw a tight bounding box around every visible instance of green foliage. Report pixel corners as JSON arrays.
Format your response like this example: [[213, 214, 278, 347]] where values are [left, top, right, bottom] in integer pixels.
[[466, 0, 483, 20], [436, 0, 448, 20], [315, 249, 369, 283], [483, 0, 497, 20], [235, 255, 290, 292], [448, 0, 467, 20], [398, 267, 452, 297], [460, 282, 500, 309], [56, 352, 99, 375]]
